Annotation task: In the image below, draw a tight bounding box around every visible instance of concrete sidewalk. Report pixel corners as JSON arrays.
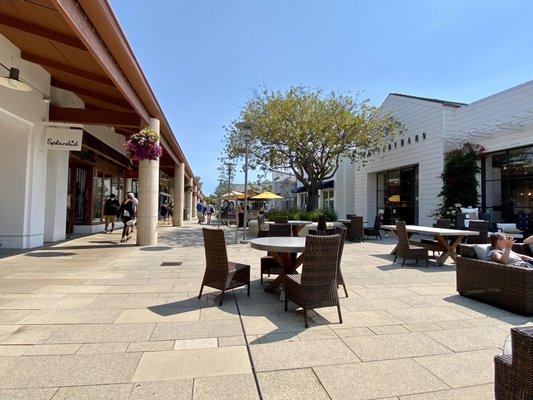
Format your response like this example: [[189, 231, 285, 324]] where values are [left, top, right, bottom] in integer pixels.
[[0, 221, 525, 399]]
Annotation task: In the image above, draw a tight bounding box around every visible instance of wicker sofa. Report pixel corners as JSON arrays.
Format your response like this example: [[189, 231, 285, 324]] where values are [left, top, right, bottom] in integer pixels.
[[456, 244, 532, 315], [494, 326, 533, 399]]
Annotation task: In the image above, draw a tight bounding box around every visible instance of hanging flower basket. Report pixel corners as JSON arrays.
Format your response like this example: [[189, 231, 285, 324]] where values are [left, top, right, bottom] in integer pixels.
[[124, 127, 163, 161]]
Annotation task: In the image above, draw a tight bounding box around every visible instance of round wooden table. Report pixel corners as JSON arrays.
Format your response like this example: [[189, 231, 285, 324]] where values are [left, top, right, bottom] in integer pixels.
[[249, 237, 306, 292]]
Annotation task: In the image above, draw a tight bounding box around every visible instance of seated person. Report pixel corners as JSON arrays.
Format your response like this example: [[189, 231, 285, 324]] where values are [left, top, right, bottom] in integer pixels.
[[489, 233, 533, 268]]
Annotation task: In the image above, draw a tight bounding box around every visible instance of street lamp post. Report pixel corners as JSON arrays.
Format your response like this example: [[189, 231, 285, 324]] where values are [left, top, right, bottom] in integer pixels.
[[235, 121, 255, 242]]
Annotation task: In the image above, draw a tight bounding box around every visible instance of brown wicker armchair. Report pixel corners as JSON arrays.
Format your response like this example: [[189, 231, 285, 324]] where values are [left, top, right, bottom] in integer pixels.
[[466, 220, 490, 244], [394, 221, 429, 267], [284, 234, 342, 328], [348, 216, 364, 242], [494, 326, 533, 399], [199, 228, 250, 306], [274, 216, 288, 223], [260, 223, 292, 284], [306, 227, 349, 297], [457, 244, 532, 315]]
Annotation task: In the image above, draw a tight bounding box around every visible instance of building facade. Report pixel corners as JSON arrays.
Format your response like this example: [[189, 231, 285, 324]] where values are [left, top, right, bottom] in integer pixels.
[[0, 0, 199, 249], [334, 81, 533, 230]]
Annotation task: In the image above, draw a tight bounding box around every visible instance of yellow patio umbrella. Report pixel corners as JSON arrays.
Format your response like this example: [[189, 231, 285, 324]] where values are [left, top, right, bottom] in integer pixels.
[[251, 191, 284, 200]]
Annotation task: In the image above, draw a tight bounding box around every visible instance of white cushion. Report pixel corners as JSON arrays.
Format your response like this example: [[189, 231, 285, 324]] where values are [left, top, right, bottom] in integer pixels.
[[529, 244, 533, 254], [473, 244, 492, 260]]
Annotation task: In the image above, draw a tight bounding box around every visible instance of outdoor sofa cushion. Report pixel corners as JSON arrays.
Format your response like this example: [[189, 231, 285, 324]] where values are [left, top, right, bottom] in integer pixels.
[[473, 244, 491, 260]]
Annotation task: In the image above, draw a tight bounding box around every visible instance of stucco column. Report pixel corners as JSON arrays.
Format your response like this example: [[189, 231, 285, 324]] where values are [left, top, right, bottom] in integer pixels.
[[173, 163, 184, 227], [191, 187, 197, 218], [185, 176, 193, 220], [136, 118, 160, 246]]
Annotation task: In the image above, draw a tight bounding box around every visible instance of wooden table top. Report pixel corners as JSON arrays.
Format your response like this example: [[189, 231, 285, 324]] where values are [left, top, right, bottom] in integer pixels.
[[381, 225, 479, 236]]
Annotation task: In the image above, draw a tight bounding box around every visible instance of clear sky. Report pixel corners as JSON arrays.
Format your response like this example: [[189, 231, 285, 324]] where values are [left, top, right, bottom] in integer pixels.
[[110, 0, 533, 194]]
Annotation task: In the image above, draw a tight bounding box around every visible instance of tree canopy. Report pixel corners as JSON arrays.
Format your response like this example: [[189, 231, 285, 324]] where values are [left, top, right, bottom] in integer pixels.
[[224, 86, 403, 210]]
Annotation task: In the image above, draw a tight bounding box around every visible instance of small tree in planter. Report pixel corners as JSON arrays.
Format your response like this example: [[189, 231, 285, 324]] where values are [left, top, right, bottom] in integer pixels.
[[124, 127, 162, 161], [434, 143, 486, 223]]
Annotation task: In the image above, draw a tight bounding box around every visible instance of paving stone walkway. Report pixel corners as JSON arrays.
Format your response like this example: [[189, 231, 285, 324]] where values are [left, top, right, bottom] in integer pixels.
[[0, 221, 529, 399]]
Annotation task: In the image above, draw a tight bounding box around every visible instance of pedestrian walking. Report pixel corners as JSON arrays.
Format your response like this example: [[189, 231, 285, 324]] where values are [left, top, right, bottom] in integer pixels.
[[196, 201, 205, 224], [103, 194, 120, 233], [118, 193, 136, 242], [160, 202, 169, 222], [205, 203, 215, 225]]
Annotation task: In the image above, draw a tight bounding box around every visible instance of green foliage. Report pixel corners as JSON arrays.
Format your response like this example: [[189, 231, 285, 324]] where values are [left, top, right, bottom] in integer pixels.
[[322, 208, 338, 222], [266, 208, 337, 222], [224, 85, 403, 210], [433, 143, 486, 221]]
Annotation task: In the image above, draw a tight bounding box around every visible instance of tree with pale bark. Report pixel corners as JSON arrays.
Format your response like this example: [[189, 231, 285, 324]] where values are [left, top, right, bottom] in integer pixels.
[[224, 86, 403, 211]]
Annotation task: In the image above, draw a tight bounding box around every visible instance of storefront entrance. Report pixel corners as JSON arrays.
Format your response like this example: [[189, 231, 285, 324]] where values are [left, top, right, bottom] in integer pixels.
[[482, 145, 532, 233], [377, 165, 419, 225]]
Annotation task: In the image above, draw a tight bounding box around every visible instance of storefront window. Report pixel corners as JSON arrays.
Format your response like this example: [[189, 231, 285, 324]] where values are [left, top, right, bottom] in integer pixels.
[[322, 189, 334, 210], [483, 145, 533, 226], [377, 165, 419, 224], [92, 170, 103, 222]]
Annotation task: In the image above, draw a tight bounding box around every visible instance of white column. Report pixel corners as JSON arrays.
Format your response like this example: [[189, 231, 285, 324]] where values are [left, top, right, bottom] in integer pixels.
[[191, 187, 197, 218], [185, 176, 193, 220], [43, 151, 69, 242], [136, 118, 160, 246], [173, 163, 184, 227]]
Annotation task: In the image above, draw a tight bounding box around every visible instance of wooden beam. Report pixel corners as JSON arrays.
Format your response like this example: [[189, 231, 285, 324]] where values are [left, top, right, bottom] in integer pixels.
[[51, 78, 131, 109], [49, 107, 141, 127], [0, 13, 86, 50], [21, 52, 114, 86], [50, 0, 150, 123]]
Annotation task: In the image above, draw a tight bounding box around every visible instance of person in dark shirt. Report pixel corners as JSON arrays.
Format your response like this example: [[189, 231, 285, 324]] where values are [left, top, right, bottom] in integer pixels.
[[103, 194, 120, 233], [118, 193, 136, 242]]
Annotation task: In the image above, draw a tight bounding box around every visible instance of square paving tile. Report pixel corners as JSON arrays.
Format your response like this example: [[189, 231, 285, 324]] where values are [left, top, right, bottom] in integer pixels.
[[77, 342, 129, 354], [0, 387, 58, 400], [389, 307, 471, 324], [52, 383, 133, 399], [130, 379, 193, 399], [314, 359, 449, 400], [0, 353, 141, 388], [114, 308, 200, 323], [22, 344, 81, 356], [258, 368, 330, 400], [250, 338, 359, 372], [19, 310, 121, 324], [0, 325, 59, 344], [343, 332, 451, 361], [414, 349, 499, 388], [424, 326, 509, 352], [127, 340, 175, 352], [399, 384, 494, 399], [132, 346, 251, 381], [173, 338, 218, 350], [150, 319, 242, 340], [193, 374, 258, 400], [46, 323, 155, 344]]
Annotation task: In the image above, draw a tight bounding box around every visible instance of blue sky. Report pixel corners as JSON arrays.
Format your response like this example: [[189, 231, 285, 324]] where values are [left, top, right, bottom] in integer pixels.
[[110, 0, 533, 194]]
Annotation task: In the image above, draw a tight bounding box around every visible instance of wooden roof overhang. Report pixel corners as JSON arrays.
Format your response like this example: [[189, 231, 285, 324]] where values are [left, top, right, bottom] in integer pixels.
[[0, 0, 192, 180]]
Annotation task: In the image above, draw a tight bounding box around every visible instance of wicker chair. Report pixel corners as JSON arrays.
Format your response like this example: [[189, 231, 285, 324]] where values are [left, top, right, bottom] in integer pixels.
[[364, 215, 382, 240], [284, 234, 342, 328], [199, 228, 250, 306], [494, 326, 533, 399], [260, 223, 292, 284], [466, 220, 490, 244], [274, 216, 288, 223], [435, 218, 451, 228], [306, 227, 348, 297], [317, 215, 327, 232], [348, 216, 364, 242], [421, 218, 451, 256], [394, 221, 429, 267], [457, 244, 532, 315]]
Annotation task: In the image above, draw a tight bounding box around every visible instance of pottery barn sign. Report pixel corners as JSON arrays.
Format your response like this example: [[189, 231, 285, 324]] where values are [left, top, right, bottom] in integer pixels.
[[45, 128, 83, 151]]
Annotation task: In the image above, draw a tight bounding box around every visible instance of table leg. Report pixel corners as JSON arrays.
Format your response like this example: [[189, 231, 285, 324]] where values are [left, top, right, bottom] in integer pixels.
[[435, 235, 463, 266], [264, 251, 301, 292]]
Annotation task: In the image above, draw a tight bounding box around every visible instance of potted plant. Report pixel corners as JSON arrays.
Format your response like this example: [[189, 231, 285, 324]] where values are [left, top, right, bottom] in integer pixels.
[[124, 127, 162, 161]]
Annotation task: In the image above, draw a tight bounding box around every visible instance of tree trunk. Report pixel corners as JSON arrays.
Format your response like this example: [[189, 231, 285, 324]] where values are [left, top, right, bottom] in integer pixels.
[[306, 187, 319, 211]]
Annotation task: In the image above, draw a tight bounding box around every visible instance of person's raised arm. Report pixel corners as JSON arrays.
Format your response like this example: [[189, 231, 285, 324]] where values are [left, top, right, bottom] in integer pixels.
[[491, 235, 514, 264]]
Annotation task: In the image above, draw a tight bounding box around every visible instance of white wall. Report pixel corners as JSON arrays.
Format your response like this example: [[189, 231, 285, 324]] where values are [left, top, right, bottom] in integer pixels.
[[0, 34, 51, 248], [347, 95, 448, 226], [43, 151, 69, 242]]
